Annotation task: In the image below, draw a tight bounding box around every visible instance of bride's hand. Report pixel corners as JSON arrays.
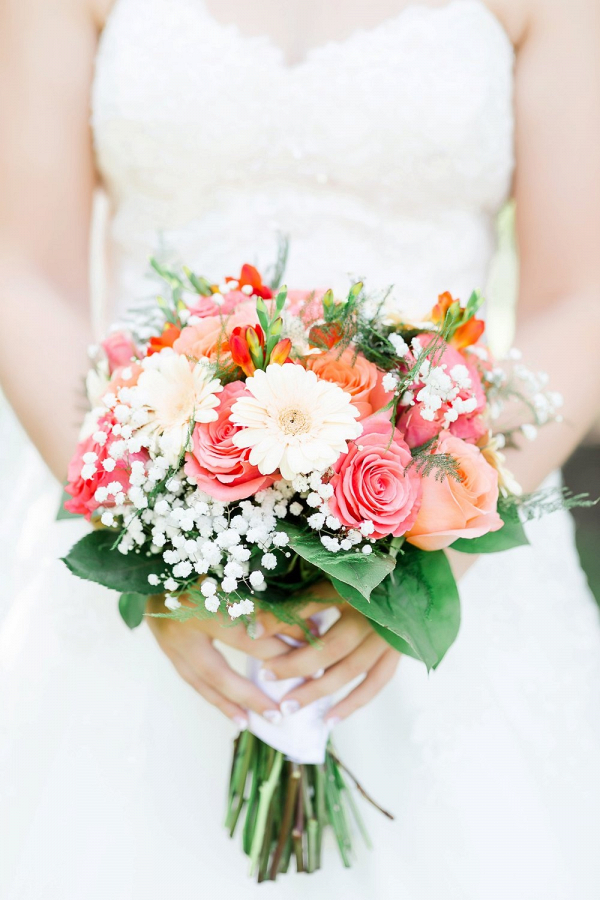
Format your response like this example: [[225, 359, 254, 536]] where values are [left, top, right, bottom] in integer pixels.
[[258, 591, 401, 724], [146, 594, 292, 727]]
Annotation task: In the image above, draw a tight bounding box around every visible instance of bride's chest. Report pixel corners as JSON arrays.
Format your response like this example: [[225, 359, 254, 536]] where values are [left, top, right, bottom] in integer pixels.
[[92, 0, 515, 215]]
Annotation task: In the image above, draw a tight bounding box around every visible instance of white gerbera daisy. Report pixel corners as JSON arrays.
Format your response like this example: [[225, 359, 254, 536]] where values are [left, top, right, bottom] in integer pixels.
[[133, 349, 222, 465], [230, 364, 362, 480]]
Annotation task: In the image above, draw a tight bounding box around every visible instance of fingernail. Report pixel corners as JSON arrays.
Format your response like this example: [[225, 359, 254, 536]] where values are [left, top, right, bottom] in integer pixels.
[[258, 668, 276, 683], [233, 715, 248, 731], [280, 699, 300, 717], [326, 716, 341, 730], [263, 709, 282, 725], [312, 668, 325, 680], [249, 620, 265, 638]]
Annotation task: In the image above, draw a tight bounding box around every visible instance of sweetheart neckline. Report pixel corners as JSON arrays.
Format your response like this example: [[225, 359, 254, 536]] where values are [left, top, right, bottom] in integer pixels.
[[98, 0, 515, 75]]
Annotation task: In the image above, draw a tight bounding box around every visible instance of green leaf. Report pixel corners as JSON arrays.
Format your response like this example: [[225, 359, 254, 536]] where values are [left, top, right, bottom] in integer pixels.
[[119, 592, 148, 629], [331, 544, 460, 670], [62, 530, 168, 594], [276, 522, 394, 601], [464, 289, 483, 321], [450, 513, 529, 554], [184, 268, 212, 296], [274, 287, 287, 313], [370, 619, 421, 661]]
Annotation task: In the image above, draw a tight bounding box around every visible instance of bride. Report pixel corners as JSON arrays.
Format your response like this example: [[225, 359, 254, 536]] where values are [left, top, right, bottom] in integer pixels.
[[1, 0, 600, 896]]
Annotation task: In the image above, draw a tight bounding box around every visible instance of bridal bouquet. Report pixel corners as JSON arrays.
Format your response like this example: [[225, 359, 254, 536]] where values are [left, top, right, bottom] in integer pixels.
[[62, 259, 566, 880]]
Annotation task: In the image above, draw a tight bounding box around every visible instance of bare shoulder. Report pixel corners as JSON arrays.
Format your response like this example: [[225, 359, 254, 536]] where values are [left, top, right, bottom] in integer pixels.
[[481, 0, 530, 47], [91, 0, 119, 30], [0, 0, 103, 34], [488, 0, 600, 48]]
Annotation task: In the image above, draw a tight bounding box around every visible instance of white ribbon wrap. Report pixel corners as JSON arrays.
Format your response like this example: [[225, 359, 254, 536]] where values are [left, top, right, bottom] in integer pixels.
[[247, 607, 340, 765]]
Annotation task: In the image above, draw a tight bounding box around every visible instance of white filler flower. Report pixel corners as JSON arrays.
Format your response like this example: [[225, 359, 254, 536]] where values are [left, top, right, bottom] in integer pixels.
[[134, 349, 222, 465], [230, 363, 361, 480]]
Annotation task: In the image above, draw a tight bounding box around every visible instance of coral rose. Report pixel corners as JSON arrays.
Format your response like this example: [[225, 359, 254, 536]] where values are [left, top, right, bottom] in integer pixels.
[[328, 415, 422, 539], [184, 381, 278, 500], [303, 348, 391, 420], [397, 337, 487, 447], [406, 431, 503, 551], [64, 416, 148, 520]]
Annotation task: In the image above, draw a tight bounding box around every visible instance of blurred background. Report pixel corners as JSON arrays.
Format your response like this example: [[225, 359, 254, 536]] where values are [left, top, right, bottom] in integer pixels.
[[1, 199, 598, 624]]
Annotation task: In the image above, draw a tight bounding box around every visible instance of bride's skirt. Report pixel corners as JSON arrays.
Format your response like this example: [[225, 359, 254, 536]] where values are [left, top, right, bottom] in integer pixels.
[[2, 405, 600, 899]]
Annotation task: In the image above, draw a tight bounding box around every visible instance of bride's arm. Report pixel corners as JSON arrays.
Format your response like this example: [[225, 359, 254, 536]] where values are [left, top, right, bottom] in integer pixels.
[[0, 0, 99, 481], [502, 0, 600, 490]]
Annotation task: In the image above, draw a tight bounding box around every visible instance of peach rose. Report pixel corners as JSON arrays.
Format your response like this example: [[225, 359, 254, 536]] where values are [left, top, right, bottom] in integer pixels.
[[184, 381, 278, 501], [328, 415, 422, 539], [303, 348, 392, 420], [173, 302, 259, 362], [406, 431, 502, 551], [102, 362, 143, 406]]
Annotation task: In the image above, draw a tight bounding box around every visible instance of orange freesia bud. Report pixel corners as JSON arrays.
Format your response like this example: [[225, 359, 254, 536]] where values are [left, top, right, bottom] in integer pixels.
[[452, 317, 485, 350], [270, 338, 292, 366], [430, 291, 458, 324], [147, 322, 182, 356]]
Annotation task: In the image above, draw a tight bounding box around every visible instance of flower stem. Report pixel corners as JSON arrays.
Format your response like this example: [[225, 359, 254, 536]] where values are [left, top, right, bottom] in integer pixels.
[[269, 762, 300, 880], [226, 737, 390, 880], [248, 749, 283, 877]]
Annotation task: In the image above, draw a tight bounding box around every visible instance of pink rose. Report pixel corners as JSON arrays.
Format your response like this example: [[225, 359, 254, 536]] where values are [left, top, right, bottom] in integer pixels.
[[187, 290, 246, 319], [102, 331, 138, 374], [328, 415, 422, 539], [173, 302, 259, 362], [397, 337, 487, 448], [64, 416, 148, 520], [286, 289, 326, 322], [406, 431, 502, 551], [184, 381, 278, 500]]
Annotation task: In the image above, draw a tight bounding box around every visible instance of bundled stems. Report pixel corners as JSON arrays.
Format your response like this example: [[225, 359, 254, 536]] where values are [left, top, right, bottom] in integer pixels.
[[226, 734, 391, 882]]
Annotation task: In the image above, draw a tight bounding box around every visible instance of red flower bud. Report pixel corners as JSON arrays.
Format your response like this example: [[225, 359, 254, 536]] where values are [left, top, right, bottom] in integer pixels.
[[227, 263, 273, 300], [229, 330, 256, 377]]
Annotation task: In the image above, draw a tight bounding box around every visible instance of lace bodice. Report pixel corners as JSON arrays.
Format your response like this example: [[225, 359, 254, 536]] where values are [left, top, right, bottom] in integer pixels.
[[92, 0, 515, 315]]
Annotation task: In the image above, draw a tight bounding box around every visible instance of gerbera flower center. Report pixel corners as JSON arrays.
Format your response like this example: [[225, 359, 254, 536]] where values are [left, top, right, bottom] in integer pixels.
[[277, 406, 311, 436]]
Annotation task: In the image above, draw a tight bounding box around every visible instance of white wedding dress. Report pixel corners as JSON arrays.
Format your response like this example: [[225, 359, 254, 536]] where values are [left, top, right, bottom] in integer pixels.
[[2, 1, 600, 897]]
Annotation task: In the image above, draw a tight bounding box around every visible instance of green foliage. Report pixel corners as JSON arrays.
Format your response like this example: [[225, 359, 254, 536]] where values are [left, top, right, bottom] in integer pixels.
[[277, 521, 395, 601], [265, 233, 290, 291], [501, 486, 599, 523], [119, 592, 148, 629], [369, 621, 420, 661], [408, 437, 461, 483], [61, 530, 168, 594], [331, 544, 460, 670]]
